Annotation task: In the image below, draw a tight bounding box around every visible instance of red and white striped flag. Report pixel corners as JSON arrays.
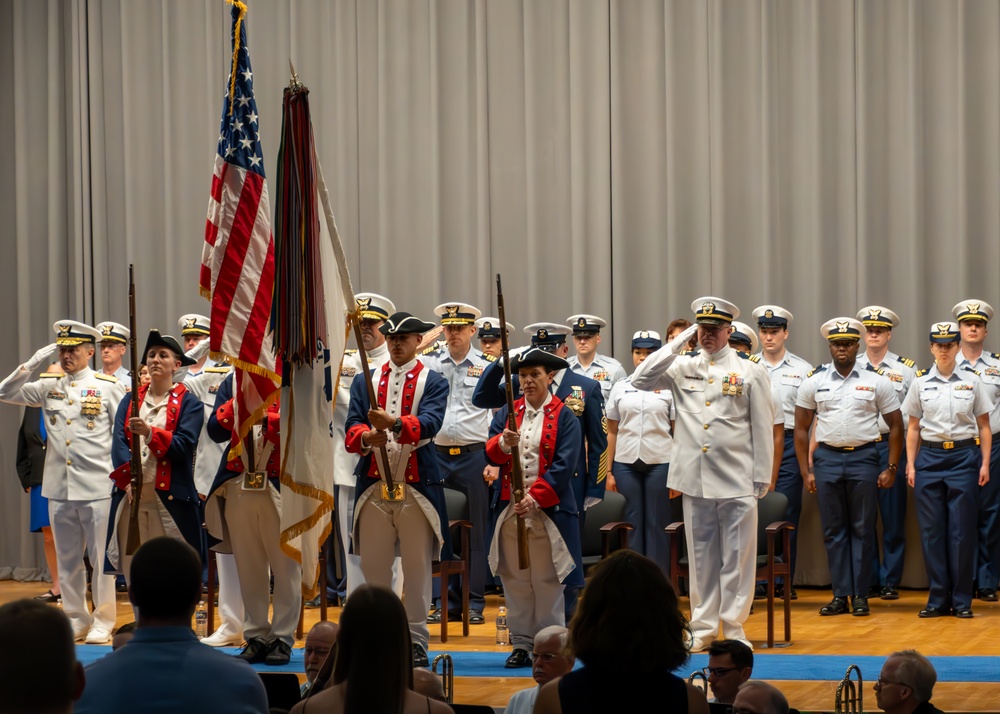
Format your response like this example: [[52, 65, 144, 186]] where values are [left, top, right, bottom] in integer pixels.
[[200, 0, 280, 453]]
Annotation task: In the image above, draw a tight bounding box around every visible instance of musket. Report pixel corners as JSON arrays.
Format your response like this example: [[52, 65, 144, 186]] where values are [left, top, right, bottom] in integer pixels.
[[124, 265, 143, 555], [497, 274, 529, 569], [352, 312, 400, 500]]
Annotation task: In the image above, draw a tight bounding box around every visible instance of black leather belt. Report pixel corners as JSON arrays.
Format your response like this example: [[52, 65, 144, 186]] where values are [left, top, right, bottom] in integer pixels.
[[435, 443, 485, 456], [784, 428, 795, 436], [924, 437, 980, 451], [818, 442, 875, 453]]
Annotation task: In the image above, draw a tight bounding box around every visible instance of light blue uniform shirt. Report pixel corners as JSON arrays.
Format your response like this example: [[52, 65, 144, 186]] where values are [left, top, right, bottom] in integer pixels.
[[797, 364, 901, 447], [568, 354, 627, 401], [856, 350, 915, 430], [758, 350, 812, 428], [424, 346, 491, 446], [956, 350, 1000, 433], [903, 365, 993, 442]]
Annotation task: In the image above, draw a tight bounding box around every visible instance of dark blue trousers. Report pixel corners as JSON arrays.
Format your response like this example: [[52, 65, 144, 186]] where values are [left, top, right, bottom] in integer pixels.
[[814, 445, 880, 598], [437, 449, 489, 613], [870, 438, 908, 589], [974, 437, 1000, 593], [914, 445, 980, 611], [613, 460, 670, 576], [774, 431, 803, 583]]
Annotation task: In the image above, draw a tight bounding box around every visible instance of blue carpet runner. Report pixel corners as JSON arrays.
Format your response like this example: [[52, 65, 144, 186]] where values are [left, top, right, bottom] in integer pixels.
[[75, 647, 1000, 682]]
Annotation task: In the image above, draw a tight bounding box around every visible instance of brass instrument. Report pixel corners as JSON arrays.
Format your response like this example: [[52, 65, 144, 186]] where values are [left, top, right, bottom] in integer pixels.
[[687, 669, 708, 695], [431, 653, 454, 704], [835, 663, 864, 713]]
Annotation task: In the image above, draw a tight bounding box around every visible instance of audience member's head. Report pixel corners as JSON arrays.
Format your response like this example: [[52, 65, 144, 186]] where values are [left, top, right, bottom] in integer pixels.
[[0, 599, 84, 714], [706, 639, 754, 704], [304, 620, 339, 685], [129, 536, 202, 625], [875, 650, 938, 714], [569, 550, 688, 674], [733, 681, 789, 714], [332, 584, 413, 712], [112, 621, 137, 650], [411, 668, 446, 702], [531, 625, 574, 687]]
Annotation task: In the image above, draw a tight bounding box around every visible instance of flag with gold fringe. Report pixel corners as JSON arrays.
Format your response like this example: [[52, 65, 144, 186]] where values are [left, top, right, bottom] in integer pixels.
[[273, 65, 355, 595], [200, 0, 280, 456]]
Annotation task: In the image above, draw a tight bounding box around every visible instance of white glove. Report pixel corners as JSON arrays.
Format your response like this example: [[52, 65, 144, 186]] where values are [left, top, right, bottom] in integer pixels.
[[583, 496, 602, 511], [753, 483, 768, 500], [185, 338, 210, 363], [667, 324, 698, 355], [24, 343, 58, 372]]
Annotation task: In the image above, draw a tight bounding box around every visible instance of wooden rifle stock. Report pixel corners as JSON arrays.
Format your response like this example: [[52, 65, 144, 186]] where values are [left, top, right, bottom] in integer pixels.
[[497, 274, 529, 570], [352, 313, 395, 493], [124, 265, 142, 555]]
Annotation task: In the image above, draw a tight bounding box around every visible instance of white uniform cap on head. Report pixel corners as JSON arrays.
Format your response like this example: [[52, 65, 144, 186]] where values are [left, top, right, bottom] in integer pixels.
[[52, 320, 101, 346], [355, 293, 396, 321], [729, 321, 759, 353], [434, 302, 482, 325], [566, 314, 608, 334], [952, 299, 994, 323], [690, 296, 739, 324], [856, 306, 900, 329], [820, 317, 866, 341], [95, 321, 130, 343], [177, 314, 210, 336], [751, 305, 792, 327]]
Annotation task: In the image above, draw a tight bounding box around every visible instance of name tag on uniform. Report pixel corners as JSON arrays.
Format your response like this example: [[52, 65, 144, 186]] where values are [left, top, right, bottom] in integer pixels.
[[467, 365, 483, 378], [242, 471, 267, 491]]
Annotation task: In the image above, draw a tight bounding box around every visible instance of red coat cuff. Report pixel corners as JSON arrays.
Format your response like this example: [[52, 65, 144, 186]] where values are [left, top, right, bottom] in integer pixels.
[[345, 424, 370, 454], [486, 434, 511, 465], [110, 463, 131, 490], [216, 399, 235, 430], [396, 415, 421, 444], [146, 427, 173, 458], [528, 478, 559, 509]]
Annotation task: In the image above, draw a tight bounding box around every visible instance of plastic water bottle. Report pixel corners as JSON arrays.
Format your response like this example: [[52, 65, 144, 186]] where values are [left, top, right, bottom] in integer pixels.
[[495, 605, 509, 645], [195, 600, 208, 638]]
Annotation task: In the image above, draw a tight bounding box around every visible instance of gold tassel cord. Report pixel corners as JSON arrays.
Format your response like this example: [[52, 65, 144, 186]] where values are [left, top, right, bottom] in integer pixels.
[[225, 0, 248, 116]]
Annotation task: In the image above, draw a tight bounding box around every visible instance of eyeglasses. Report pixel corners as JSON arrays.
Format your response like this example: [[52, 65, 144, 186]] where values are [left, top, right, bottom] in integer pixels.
[[702, 666, 741, 677], [529, 652, 561, 663], [875, 675, 909, 688]]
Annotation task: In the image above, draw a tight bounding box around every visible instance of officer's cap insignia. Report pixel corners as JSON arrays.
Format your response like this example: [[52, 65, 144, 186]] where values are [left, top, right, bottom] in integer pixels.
[[640, 331, 649, 339], [937, 323, 951, 333], [185, 318, 197, 329], [446, 305, 460, 318], [356, 297, 371, 310], [538, 329, 548, 340], [836, 321, 850, 333], [868, 308, 882, 320], [701, 302, 715, 315], [57, 324, 71, 337], [483, 321, 492, 330], [577, 317, 587, 328], [968, 303, 981, 314], [101, 324, 114, 336], [764, 309, 774, 318]]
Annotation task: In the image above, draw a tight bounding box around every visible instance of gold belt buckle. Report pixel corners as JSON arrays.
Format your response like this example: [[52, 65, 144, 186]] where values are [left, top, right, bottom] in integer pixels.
[[943, 441, 955, 450], [449, 447, 461, 456], [843, 446, 855, 452], [975, 437, 982, 445], [241, 471, 267, 491], [380, 482, 405, 502]]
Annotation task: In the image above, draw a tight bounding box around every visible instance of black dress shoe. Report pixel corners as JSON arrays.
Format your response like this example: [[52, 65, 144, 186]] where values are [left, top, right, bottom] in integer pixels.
[[412, 644, 429, 668], [919, 606, 948, 618], [426, 608, 442, 624], [775, 585, 798, 601], [265, 640, 292, 666], [955, 608, 974, 619], [852, 596, 870, 616], [235, 636, 271, 663], [880, 586, 900, 600], [753, 584, 767, 600], [34, 590, 61, 604], [504, 649, 531, 668], [978, 588, 998, 602], [820, 596, 850, 616], [468, 609, 485, 625], [305, 596, 322, 608]]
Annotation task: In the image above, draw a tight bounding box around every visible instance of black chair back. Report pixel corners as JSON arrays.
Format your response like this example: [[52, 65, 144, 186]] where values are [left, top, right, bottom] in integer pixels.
[[443, 486, 470, 522], [756, 490, 788, 558], [257, 672, 301, 712], [580, 490, 627, 557]]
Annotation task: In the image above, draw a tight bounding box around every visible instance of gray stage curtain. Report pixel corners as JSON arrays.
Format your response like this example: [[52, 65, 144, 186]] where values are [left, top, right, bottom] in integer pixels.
[[1, 0, 998, 587]]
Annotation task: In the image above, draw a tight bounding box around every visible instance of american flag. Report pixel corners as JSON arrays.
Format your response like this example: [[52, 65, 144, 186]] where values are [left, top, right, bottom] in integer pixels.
[[200, 1, 280, 454]]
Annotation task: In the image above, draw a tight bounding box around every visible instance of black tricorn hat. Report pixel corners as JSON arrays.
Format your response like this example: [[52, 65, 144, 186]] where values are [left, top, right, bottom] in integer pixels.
[[379, 312, 436, 336], [141, 330, 198, 367], [510, 347, 569, 373]]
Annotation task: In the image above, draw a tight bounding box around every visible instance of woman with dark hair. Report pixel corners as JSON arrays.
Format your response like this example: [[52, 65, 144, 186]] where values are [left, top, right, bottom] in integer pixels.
[[291, 584, 453, 714], [534, 550, 709, 714]]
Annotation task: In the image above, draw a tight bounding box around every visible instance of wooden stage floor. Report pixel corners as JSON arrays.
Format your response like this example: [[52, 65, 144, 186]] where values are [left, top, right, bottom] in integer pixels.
[[6, 580, 1000, 711]]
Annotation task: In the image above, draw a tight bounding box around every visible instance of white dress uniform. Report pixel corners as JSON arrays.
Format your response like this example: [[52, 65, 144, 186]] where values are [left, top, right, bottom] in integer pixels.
[[632, 298, 774, 649], [0, 322, 127, 641]]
